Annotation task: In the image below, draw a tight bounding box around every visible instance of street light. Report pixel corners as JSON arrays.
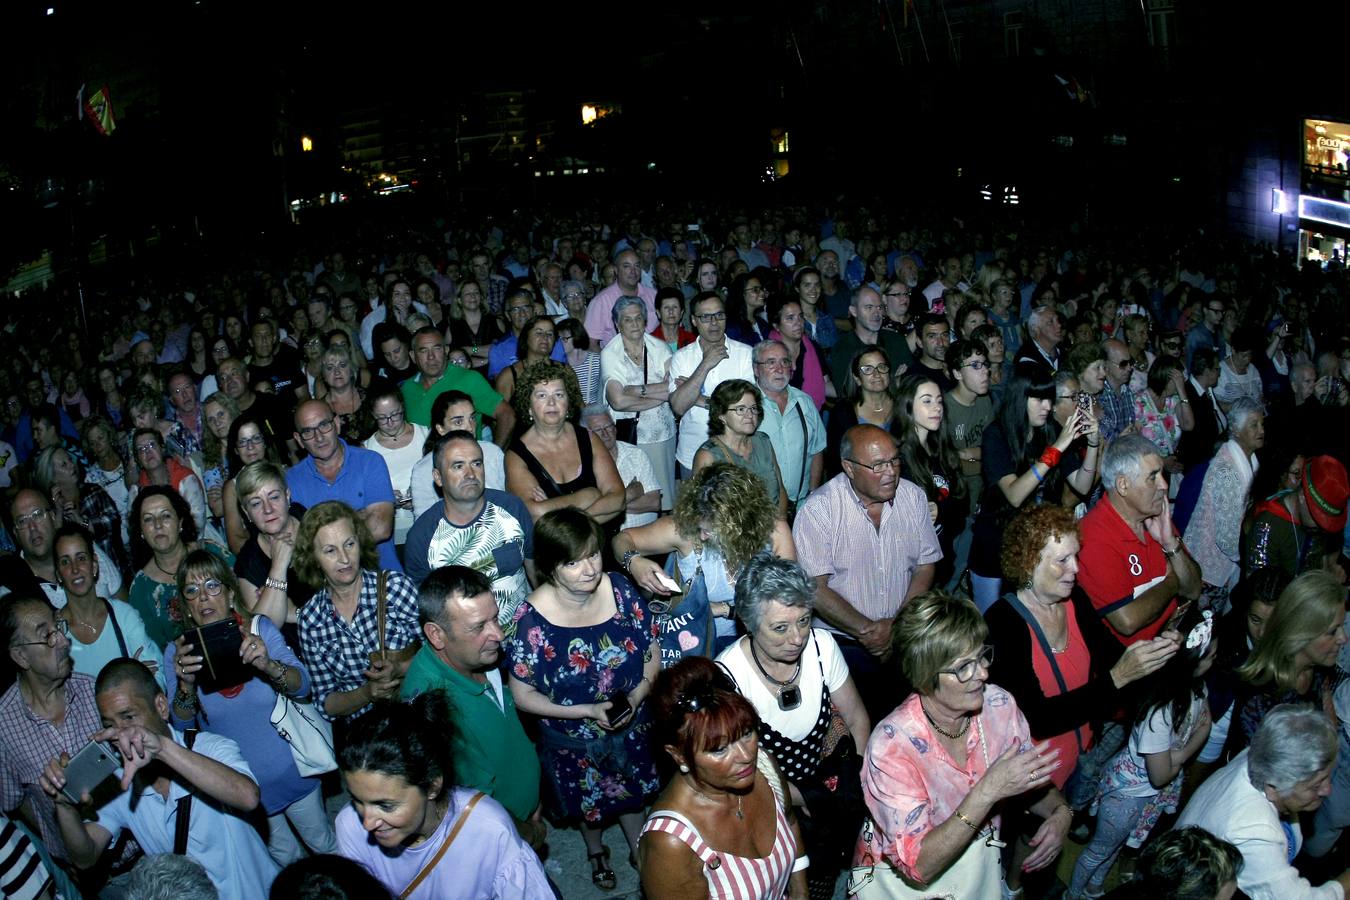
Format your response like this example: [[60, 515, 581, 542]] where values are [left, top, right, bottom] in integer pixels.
[[301, 135, 314, 153]]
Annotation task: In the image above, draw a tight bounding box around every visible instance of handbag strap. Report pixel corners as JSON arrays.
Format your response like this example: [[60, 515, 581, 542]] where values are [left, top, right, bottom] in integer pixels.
[[376, 570, 388, 660], [101, 599, 129, 658], [174, 729, 198, 855], [1003, 594, 1085, 754], [793, 401, 810, 501], [399, 792, 485, 899]]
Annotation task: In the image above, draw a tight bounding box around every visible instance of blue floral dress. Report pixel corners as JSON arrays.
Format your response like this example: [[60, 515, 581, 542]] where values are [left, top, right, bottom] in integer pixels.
[[507, 572, 661, 823]]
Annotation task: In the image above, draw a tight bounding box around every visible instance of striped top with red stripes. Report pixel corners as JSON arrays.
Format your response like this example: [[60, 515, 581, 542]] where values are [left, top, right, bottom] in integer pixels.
[[641, 790, 798, 900]]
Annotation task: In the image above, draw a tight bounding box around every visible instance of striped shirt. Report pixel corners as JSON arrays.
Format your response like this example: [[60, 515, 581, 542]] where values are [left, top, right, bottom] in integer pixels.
[[643, 793, 797, 899], [0, 815, 51, 900]]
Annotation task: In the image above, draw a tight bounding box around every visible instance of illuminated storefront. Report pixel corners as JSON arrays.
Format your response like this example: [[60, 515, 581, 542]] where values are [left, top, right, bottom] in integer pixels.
[[1296, 118, 1350, 267]]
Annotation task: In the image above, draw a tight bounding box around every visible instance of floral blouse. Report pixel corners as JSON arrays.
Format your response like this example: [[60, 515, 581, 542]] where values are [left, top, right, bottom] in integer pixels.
[[1131, 391, 1181, 457]]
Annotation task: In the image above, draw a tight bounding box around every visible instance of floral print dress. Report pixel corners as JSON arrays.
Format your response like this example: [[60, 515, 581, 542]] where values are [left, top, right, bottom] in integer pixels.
[[507, 572, 661, 823]]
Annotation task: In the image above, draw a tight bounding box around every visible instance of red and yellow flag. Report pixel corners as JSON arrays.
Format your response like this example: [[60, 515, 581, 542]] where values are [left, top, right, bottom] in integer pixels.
[[82, 85, 116, 136]]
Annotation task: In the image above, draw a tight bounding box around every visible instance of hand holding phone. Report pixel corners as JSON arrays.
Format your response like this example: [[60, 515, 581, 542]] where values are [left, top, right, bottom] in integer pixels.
[[51, 741, 120, 805], [604, 691, 634, 729]]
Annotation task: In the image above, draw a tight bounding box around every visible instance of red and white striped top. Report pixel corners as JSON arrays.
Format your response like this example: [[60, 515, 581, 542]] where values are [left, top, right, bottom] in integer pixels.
[[642, 793, 798, 900]]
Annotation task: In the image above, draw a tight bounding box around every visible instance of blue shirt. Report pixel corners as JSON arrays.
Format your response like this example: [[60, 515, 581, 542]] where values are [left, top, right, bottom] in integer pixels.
[[286, 442, 402, 573], [90, 730, 279, 900], [485, 334, 566, 380]]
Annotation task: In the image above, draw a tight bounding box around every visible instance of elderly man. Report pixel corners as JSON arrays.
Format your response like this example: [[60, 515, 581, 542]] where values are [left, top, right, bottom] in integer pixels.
[[400, 566, 544, 846], [1098, 339, 1138, 444], [922, 254, 969, 306], [1015, 306, 1064, 374], [751, 340, 825, 514], [814, 249, 851, 323], [1077, 434, 1202, 645], [215, 358, 294, 457], [166, 371, 204, 454], [583, 249, 658, 348], [41, 659, 279, 900], [403, 431, 534, 626], [287, 399, 401, 573], [792, 424, 942, 722], [401, 326, 514, 443], [537, 261, 568, 320], [668, 292, 756, 479], [0, 594, 102, 867], [829, 286, 914, 393], [581, 406, 662, 531], [0, 489, 124, 604]]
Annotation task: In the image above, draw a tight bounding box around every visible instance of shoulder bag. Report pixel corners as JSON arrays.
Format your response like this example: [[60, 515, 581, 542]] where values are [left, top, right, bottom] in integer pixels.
[[251, 618, 337, 777]]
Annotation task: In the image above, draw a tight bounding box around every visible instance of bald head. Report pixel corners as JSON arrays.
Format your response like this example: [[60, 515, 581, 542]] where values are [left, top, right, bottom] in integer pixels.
[[1103, 339, 1131, 389]]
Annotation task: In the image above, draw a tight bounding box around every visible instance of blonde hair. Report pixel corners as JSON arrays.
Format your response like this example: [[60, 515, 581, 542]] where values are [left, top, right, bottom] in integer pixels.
[[891, 589, 988, 693], [1238, 570, 1346, 691]]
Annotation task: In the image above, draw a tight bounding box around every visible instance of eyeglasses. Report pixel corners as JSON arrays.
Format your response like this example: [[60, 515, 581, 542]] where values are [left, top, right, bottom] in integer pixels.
[[1206, 306, 1225, 314], [939, 645, 994, 683], [13, 508, 52, 529], [1113, 360, 1135, 370], [962, 361, 988, 371], [12, 618, 69, 650], [847, 455, 902, 474], [135, 442, 160, 455], [884, 290, 910, 299], [695, 311, 727, 323], [373, 411, 405, 425], [727, 404, 762, 417], [507, 305, 534, 316], [298, 419, 336, 441], [757, 357, 791, 370], [745, 286, 768, 295], [181, 579, 225, 600], [236, 435, 265, 449], [562, 292, 584, 301], [858, 363, 891, 376]]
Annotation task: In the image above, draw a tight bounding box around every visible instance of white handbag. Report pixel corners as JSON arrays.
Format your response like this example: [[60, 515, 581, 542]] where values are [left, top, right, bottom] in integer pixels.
[[252, 619, 337, 777]]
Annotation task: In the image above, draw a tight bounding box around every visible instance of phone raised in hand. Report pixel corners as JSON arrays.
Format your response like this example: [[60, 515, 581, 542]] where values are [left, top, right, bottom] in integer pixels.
[[60, 740, 119, 805]]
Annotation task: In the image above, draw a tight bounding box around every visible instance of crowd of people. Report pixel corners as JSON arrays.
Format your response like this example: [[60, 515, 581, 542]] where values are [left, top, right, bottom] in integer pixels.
[[0, 205, 1347, 900]]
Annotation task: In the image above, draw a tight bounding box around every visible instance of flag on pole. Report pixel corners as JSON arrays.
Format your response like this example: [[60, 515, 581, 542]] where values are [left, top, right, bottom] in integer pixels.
[[80, 84, 116, 136]]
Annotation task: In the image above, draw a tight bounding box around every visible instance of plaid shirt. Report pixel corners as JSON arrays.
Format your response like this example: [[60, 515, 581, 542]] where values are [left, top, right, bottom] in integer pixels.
[[1098, 381, 1135, 444], [79, 485, 131, 577], [485, 274, 510, 317], [298, 569, 420, 721], [0, 674, 102, 862]]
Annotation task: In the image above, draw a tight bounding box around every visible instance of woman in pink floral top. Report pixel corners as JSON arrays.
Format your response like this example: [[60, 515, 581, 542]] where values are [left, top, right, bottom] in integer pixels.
[[1131, 355, 1193, 474], [850, 591, 1071, 900]]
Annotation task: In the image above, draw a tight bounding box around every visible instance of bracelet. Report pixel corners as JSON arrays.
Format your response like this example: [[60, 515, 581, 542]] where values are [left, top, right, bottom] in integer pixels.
[[1039, 447, 1062, 468], [1086, 441, 1100, 448], [1162, 542, 1183, 559], [264, 577, 289, 592], [268, 662, 290, 692], [953, 810, 982, 832], [173, 691, 199, 712], [1030, 463, 1044, 484], [792, 854, 811, 873], [621, 550, 641, 572]]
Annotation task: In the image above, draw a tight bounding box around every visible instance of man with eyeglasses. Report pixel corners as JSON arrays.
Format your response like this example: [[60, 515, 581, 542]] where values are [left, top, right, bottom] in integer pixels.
[[828, 286, 914, 394], [583, 249, 658, 349], [1185, 297, 1227, 371], [286, 400, 402, 574], [0, 489, 125, 606], [751, 340, 825, 515], [668, 292, 756, 479], [944, 339, 994, 590], [580, 406, 661, 532], [402, 326, 515, 445], [487, 288, 566, 380], [1099, 339, 1138, 444], [792, 424, 942, 723], [0, 593, 102, 869], [165, 371, 204, 453]]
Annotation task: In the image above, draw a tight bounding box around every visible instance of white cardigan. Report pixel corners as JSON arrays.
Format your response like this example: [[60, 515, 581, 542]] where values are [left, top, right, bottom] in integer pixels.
[[1177, 749, 1344, 900]]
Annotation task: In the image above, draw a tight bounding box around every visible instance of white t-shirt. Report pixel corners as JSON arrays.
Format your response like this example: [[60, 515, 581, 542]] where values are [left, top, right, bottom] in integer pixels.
[[364, 424, 430, 544], [613, 441, 659, 531], [717, 628, 850, 742], [667, 338, 755, 468], [1118, 690, 1208, 798]]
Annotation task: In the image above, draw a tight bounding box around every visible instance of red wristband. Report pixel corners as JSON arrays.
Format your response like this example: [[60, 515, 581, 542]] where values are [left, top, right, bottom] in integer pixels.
[[1039, 447, 1062, 468]]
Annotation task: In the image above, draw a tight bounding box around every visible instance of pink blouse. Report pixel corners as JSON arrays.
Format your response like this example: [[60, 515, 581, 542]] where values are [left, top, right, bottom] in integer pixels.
[[770, 329, 827, 410], [1131, 392, 1181, 457], [853, 686, 1032, 880]]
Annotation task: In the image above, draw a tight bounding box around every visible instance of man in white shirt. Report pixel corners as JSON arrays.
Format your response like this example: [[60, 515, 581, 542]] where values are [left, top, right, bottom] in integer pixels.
[[581, 407, 661, 531], [668, 293, 755, 478]]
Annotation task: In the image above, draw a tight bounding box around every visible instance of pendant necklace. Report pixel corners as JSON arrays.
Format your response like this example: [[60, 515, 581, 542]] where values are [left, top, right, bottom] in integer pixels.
[[748, 639, 802, 711], [687, 778, 745, 820]]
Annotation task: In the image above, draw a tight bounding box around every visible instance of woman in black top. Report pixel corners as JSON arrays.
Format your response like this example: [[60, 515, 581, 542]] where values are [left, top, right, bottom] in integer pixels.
[[895, 372, 968, 585]]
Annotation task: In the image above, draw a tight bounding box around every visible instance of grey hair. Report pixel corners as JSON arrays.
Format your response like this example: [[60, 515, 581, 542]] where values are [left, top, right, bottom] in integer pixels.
[[1247, 703, 1337, 794], [127, 853, 219, 900], [1027, 306, 1055, 334], [580, 404, 611, 422], [1226, 397, 1265, 437], [561, 279, 585, 298], [610, 295, 648, 330], [1052, 369, 1078, 391], [752, 339, 789, 365], [734, 551, 816, 635], [1101, 433, 1161, 491]]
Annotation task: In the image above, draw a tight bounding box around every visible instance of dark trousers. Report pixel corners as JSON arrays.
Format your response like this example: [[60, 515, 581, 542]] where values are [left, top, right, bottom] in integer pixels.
[[834, 634, 908, 726]]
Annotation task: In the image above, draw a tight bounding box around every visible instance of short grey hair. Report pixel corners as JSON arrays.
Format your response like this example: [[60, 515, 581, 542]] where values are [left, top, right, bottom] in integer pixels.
[[580, 404, 611, 423], [752, 339, 789, 366], [610, 294, 648, 330], [1247, 704, 1337, 794], [734, 552, 816, 634], [1101, 433, 1161, 490], [127, 853, 218, 900], [1226, 397, 1265, 437], [561, 279, 585, 299]]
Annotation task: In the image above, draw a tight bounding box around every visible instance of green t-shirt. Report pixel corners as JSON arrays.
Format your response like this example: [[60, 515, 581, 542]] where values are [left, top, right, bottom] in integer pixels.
[[401, 644, 540, 821], [401, 368, 503, 433]]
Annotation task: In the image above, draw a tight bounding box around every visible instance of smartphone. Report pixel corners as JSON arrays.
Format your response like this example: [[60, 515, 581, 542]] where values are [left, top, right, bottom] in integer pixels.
[[606, 691, 634, 728], [61, 740, 119, 805], [686, 223, 700, 233], [1076, 391, 1092, 413]]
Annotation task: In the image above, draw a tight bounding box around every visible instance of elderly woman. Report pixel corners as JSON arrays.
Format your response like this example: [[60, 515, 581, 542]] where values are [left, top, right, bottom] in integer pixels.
[[294, 501, 420, 727], [615, 462, 796, 647], [1105, 826, 1243, 900], [362, 386, 426, 548], [312, 343, 373, 443], [1177, 704, 1350, 899], [336, 692, 552, 899], [495, 315, 559, 401], [600, 294, 677, 514], [693, 378, 788, 519], [132, 427, 208, 537], [1214, 326, 1266, 410], [716, 553, 869, 897], [222, 409, 288, 552], [33, 445, 131, 578], [651, 287, 696, 352], [1184, 397, 1264, 610], [232, 461, 311, 633], [851, 590, 1071, 899], [1231, 570, 1346, 754], [1131, 355, 1193, 473], [506, 508, 662, 889], [641, 657, 808, 900], [128, 485, 234, 650], [166, 548, 337, 865], [561, 278, 591, 325], [506, 360, 626, 526], [557, 317, 603, 406]]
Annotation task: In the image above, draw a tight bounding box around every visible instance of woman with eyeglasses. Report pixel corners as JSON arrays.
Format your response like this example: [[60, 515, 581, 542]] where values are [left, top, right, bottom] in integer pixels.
[[850, 590, 1070, 900], [128, 485, 234, 650], [222, 410, 287, 553], [640, 656, 809, 900], [362, 387, 426, 550], [824, 348, 903, 480], [166, 548, 337, 865], [693, 379, 787, 520], [300, 331, 327, 399], [131, 428, 209, 539], [506, 508, 662, 890]]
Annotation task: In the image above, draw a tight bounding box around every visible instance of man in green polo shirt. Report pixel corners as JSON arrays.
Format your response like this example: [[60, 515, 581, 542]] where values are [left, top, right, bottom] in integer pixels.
[[401, 565, 545, 847], [401, 326, 515, 446]]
